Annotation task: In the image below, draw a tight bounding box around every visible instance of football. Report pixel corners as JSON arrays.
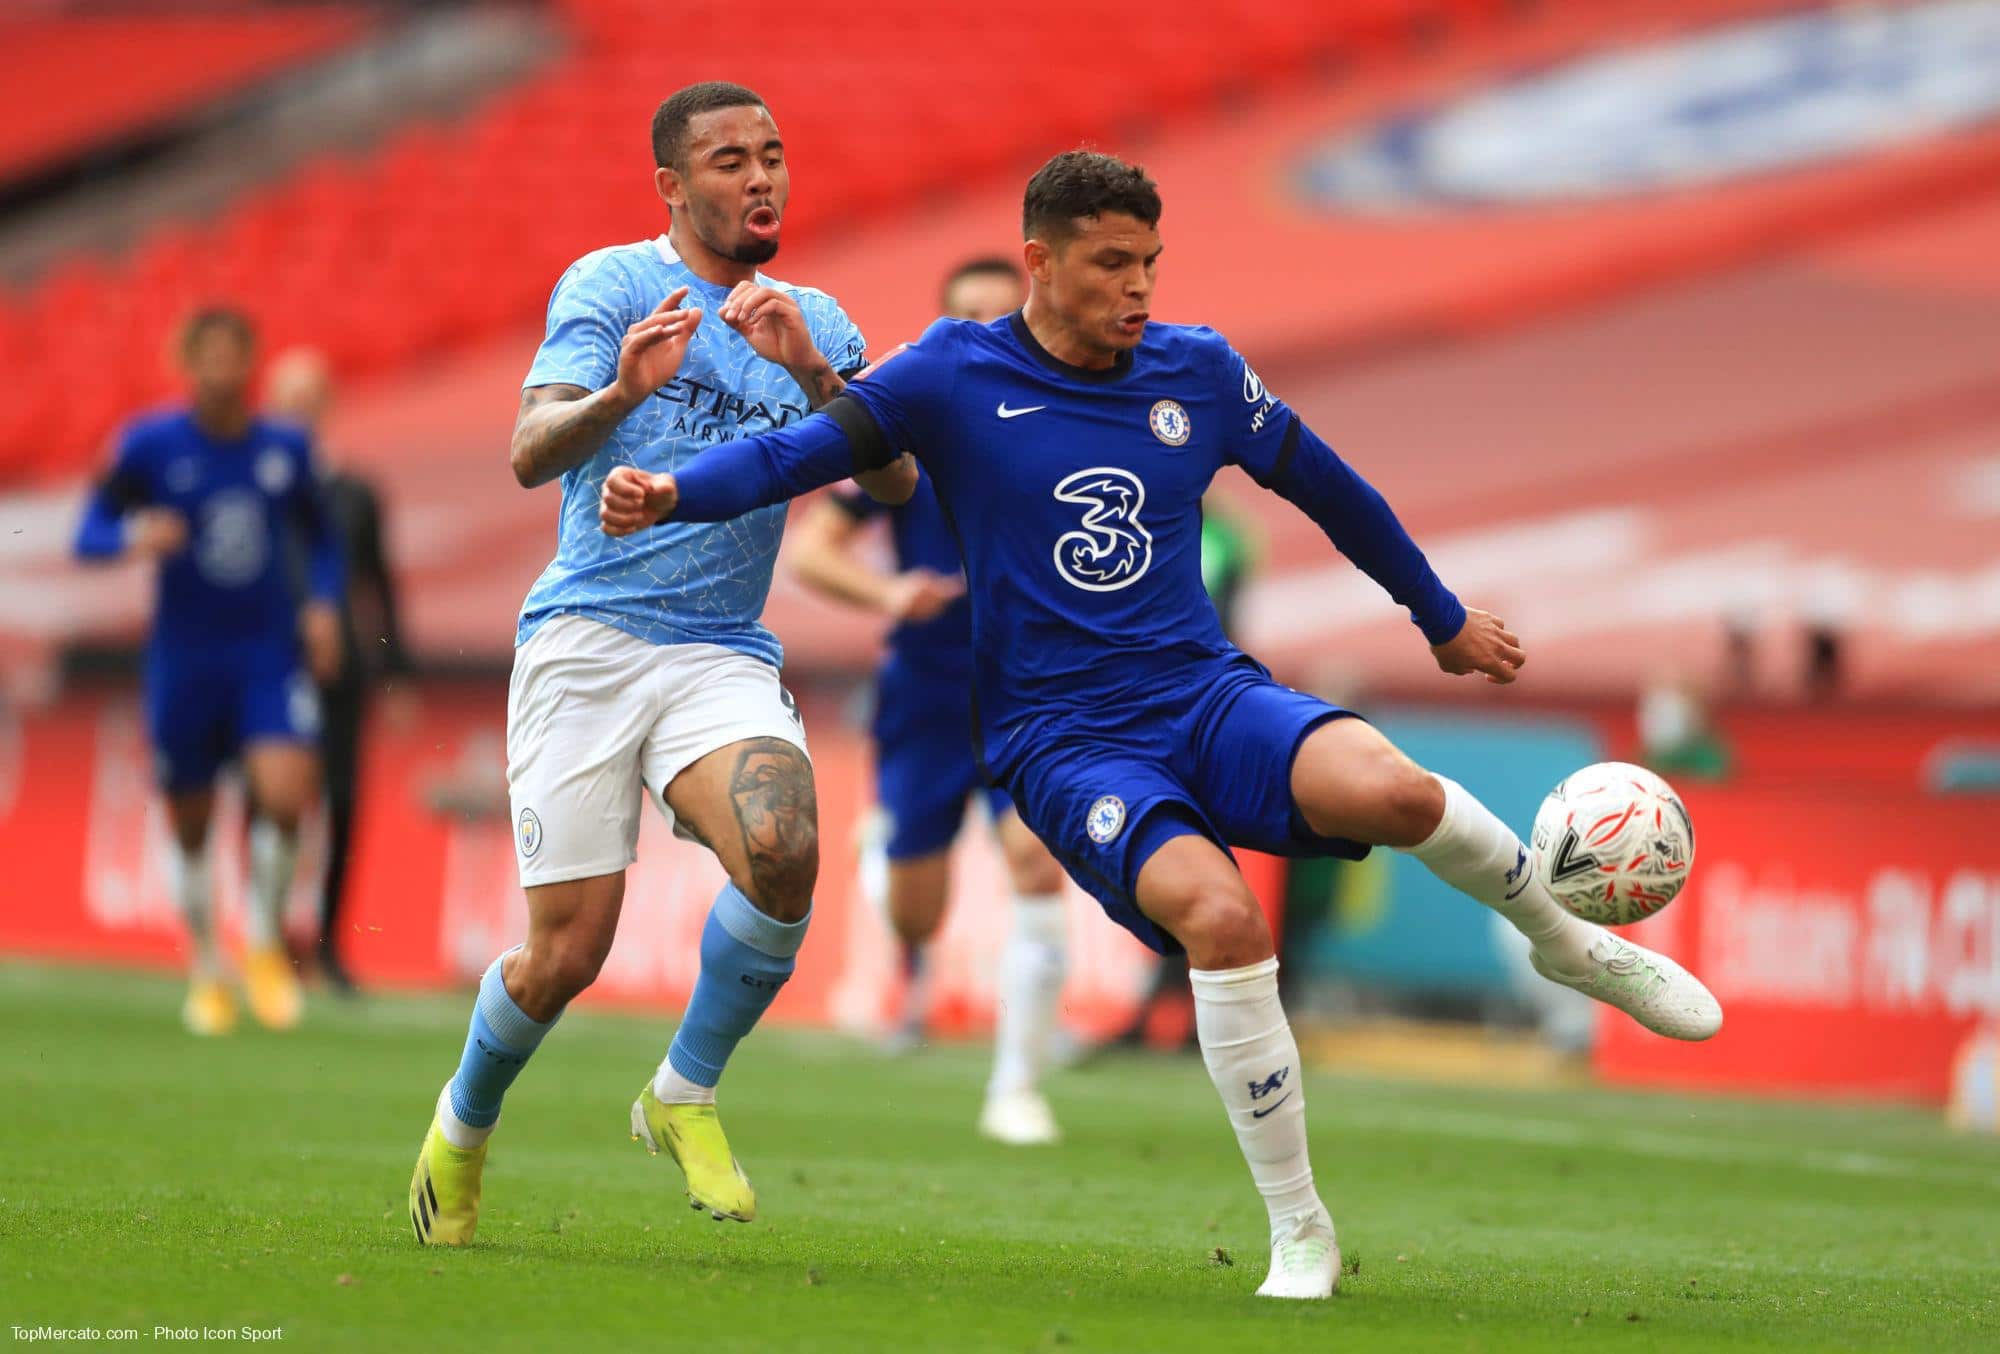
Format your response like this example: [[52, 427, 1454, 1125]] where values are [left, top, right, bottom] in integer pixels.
[[1530, 762, 1695, 925]]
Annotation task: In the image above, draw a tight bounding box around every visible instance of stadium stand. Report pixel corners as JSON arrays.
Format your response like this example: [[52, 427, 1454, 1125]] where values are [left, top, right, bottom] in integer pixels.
[[0, 0, 1523, 483], [0, 7, 371, 189]]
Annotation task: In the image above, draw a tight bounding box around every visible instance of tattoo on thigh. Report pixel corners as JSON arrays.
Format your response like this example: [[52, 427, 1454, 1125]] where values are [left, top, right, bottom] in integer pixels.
[[729, 739, 817, 899]]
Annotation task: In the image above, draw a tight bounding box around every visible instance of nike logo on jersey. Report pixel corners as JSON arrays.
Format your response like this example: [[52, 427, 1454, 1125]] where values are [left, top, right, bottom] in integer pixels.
[[996, 403, 1046, 419]]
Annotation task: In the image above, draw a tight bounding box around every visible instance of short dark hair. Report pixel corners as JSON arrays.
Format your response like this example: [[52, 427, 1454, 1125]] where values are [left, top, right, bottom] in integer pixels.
[[939, 256, 1025, 309], [652, 81, 767, 171], [1022, 151, 1161, 243], [177, 306, 254, 358]]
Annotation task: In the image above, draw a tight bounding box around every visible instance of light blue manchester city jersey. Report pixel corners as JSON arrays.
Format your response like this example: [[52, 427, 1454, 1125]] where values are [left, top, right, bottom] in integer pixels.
[[516, 235, 867, 665]]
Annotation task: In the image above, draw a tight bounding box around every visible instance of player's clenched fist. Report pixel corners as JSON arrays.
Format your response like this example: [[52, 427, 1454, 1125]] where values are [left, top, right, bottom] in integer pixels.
[[612, 286, 701, 407], [600, 464, 678, 536], [1430, 607, 1527, 685]]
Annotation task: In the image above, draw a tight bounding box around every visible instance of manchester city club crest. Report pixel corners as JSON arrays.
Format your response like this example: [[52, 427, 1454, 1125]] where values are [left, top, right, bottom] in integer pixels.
[[1086, 795, 1126, 844], [517, 807, 543, 859], [1148, 399, 1190, 446]]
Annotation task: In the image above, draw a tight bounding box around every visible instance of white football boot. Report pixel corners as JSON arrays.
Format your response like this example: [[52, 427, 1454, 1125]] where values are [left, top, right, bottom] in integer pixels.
[[1257, 1204, 1339, 1300], [1530, 924, 1723, 1041], [978, 1087, 1059, 1145]]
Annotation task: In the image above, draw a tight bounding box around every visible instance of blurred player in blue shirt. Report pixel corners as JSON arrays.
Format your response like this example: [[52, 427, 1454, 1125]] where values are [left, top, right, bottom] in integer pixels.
[[604, 151, 1725, 1301], [74, 307, 343, 1038], [407, 82, 914, 1248], [787, 258, 1071, 1147]]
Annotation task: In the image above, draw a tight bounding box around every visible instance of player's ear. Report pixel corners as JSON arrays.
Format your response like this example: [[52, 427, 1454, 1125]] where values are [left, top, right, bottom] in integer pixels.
[[1023, 238, 1052, 285], [655, 165, 685, 211]]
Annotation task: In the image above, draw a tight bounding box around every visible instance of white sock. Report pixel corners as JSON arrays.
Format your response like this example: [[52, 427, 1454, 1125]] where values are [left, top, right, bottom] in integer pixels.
[[898, 940, 933, 1038], [1403, 775, 1596, 973], [246, 819, 297, 951], [437, 1084, 494, 1150], [166, 841, 221, 980], [1190, 958, 1325, 1239], [652, 1060, 716, 1106], [988, 894, 1067, 1097]]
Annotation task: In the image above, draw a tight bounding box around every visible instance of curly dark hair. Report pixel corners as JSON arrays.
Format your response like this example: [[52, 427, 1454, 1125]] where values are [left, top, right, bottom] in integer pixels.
[[651, 81, 767, 171], [1022, 150, 1161, 242]]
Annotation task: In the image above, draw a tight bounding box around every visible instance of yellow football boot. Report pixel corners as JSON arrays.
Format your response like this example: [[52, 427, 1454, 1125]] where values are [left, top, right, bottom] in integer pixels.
[[630, 1084, 756, 1222], [182, 978, 238, 1036], [409, 1105, 487, 1246], [242, 946, 303, 1030]]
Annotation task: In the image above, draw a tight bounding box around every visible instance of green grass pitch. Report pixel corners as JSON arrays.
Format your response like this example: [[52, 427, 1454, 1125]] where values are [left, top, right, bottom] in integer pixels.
[[3, 963, 1997, 1351]]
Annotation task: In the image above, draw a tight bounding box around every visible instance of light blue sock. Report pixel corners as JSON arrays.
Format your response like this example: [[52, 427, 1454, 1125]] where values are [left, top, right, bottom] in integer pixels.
[[447, 949, 558, 1129], [667, 883, 810, 1087]]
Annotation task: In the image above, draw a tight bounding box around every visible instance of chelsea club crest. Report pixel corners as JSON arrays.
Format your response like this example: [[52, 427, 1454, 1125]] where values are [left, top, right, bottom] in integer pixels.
[[1148, 399, 1190, 446], [1086, 795, 1126, 844]]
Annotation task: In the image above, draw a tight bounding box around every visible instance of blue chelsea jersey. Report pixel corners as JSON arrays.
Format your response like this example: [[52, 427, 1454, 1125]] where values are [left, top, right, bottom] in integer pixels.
[[834, 315, 1462, 775], [74, 408, 343, 648], [517, 235, 867, 665], [842, 317, 1254, 765]]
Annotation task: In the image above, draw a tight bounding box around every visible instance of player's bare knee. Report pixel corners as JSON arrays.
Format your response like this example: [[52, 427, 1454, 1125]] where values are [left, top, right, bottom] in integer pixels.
[[1003, 838, 1067, 897], [1173, 883, 1271, 972], [737, 829, 817, 924], [726, 736, 819, 923], [518, 932, 609, 1010], [1376, 764, 1445, 847]]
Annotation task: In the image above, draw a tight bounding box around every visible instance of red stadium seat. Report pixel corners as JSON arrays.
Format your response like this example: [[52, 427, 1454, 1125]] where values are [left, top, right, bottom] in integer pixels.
[[0, 0, 1528, 482]]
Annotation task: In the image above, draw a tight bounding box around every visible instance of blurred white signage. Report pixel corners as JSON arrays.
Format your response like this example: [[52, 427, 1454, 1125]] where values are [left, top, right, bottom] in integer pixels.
[[1301, 0, 2000, 208]]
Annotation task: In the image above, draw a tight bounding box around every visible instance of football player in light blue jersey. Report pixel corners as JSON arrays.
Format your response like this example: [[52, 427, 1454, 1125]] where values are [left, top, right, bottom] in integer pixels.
[[605, 151, 1725, 1300], [408, 81, 916, 1247]]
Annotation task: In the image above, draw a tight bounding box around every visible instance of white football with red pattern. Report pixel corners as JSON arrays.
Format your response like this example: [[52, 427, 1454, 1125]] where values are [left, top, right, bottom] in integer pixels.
[[1530, 762, 1695, 925]]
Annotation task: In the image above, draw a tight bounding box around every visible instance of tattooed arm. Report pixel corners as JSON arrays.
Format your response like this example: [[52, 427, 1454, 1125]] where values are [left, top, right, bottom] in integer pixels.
[[510, 285, 702, 488]]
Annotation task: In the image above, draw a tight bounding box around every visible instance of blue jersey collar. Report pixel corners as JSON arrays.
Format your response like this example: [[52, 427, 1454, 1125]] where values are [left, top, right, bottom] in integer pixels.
[[1007, 311, 1134, 385]]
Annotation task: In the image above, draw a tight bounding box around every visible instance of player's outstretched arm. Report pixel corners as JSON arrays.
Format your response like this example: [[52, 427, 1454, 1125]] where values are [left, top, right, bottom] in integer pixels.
[[511, 288, 701, 488], [599, 404, 883, 536], [787, 495, 965, 621], [1245, 413, 1530, 681]]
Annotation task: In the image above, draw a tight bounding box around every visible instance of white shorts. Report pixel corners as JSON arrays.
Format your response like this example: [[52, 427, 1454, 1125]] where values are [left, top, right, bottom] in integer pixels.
[[506, 615, 809, 887]]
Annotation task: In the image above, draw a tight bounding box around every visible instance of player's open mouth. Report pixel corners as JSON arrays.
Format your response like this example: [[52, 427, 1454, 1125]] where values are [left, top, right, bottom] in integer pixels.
[[744, 206, 780, 240], [1116, 311, 1149, 336]]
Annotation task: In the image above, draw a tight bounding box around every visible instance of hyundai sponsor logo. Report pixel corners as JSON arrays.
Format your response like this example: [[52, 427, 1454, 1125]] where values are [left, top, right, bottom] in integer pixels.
[[1298, 0, 2000, 210]]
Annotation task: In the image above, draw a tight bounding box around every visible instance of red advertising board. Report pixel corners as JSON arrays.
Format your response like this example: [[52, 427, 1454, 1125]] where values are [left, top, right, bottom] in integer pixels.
[[1595, 784, 2000, 1103], [0, 688, 1293, 1040]]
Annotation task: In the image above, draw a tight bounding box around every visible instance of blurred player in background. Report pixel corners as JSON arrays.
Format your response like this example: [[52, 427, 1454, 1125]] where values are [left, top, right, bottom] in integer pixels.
[[266, 347, 413, 994], [408, 81, 914, 1246], [73, 307, 343, 1035], [603, 150, 1725, 1301], [787, 257, 1070, 1146]]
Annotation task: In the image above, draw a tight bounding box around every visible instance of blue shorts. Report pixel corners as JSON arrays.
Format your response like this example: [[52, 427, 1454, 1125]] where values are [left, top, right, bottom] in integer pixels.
[[1000, 655, 1367, 954], [145, 635, 320, 793], [872, 663, 1012, 861]]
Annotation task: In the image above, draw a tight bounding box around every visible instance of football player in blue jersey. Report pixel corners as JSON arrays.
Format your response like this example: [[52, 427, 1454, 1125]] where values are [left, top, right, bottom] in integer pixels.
[[788, 258, 1072, 1146], [74, 306, 344, 1038], [407, 81, 917, 1246], [602, 150, 1727, 1300]]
